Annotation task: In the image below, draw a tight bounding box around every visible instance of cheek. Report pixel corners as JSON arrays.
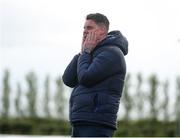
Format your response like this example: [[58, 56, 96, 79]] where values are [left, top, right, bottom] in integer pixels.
[[96, 29, 103, 35], [96, 32, 102, 39]]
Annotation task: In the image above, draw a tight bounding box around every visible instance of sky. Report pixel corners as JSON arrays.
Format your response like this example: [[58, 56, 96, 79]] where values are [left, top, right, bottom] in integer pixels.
[[0, 0, 180, 118], [1, 0, 180, 78]]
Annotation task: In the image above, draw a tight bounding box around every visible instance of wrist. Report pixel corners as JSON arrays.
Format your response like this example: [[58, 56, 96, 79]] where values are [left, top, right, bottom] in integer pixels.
[[83, 48, 92, 54]]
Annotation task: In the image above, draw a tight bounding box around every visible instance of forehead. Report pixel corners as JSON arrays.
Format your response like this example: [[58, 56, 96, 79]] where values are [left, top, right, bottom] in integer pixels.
[[84, 19, 98, 28]]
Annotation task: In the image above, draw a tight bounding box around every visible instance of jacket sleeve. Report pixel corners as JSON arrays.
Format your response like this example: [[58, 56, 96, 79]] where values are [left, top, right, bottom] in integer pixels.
[[62, 54, 80, 88], [77, 47, 124, 87]]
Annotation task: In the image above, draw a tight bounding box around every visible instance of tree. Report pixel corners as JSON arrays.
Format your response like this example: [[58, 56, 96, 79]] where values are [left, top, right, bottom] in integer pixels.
[[122, 74, 133, 121], [15, 82, 24, 117], [161, 80, 169, 122], [26, 72, 37, 118], [175, 77, 180, 136], [148, 74, 158, 120], [43, 75, 51, 118], [135, 73, 144, 119], [54, 77, 65, 119], [2, 70, 11, 118]]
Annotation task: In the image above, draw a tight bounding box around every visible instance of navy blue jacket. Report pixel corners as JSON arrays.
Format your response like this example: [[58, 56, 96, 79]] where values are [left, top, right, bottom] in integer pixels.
[[62, 30, 128, 129]]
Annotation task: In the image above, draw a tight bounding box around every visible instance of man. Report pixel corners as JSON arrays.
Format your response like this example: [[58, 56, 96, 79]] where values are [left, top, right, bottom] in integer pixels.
[[62, 13, 128, 137]]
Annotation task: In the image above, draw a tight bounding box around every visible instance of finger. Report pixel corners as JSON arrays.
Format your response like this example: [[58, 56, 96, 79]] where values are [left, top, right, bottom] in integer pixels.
[[89, 31, 96, 42], [92, 31, 97, 42], [87, 32, 92, 42], [90, 31, 95, 41]]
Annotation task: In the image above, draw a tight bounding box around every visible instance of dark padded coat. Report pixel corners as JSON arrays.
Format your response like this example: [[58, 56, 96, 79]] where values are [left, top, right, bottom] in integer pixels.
[[62, 30, 128, 129]]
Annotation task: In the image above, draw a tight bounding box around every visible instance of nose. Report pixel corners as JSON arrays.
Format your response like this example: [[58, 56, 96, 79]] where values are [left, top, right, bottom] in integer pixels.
[[83, 29, 88, 35]]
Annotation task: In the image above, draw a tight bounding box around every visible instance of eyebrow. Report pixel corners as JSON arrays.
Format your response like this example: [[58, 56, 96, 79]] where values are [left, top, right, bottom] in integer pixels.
[[84, 25, 93, 29]]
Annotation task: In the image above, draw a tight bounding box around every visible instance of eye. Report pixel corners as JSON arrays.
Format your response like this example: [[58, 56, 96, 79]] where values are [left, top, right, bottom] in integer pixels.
[[87, 26, 93, 30]]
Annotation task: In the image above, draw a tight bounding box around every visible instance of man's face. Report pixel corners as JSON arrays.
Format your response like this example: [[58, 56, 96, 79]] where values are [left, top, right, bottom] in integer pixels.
[[83, 19, 105, 42]]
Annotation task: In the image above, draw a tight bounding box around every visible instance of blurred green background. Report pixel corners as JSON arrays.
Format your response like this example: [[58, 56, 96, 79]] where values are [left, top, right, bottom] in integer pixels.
[[0, 70, 180, 137]]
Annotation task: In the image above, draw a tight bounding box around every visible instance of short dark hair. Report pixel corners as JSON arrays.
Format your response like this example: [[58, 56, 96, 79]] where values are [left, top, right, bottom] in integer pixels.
[[86, 13, 109, 30]]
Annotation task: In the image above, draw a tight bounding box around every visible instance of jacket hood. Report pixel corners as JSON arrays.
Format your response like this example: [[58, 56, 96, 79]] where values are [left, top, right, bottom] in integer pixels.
[[98, 30, 128, 55]]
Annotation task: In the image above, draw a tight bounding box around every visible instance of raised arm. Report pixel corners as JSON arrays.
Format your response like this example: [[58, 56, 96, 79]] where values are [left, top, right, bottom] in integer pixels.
[[77, 47, 125, 87]]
